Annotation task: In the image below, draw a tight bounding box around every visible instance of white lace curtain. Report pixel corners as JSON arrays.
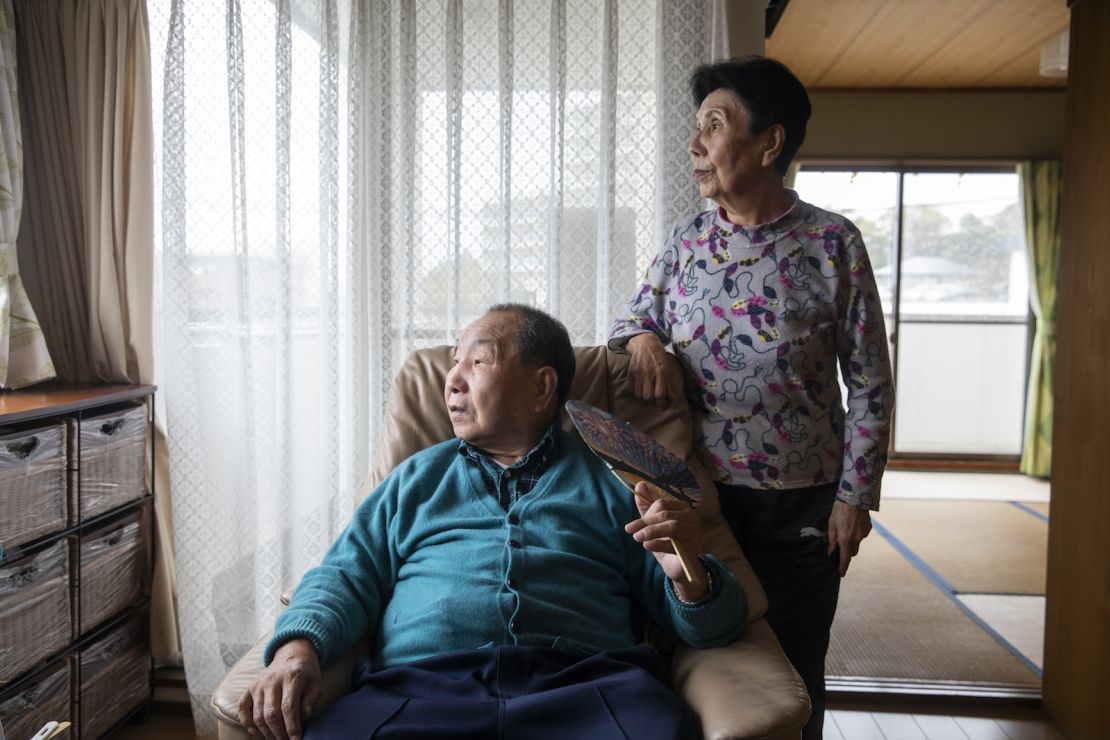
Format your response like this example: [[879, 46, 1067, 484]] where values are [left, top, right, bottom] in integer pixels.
[[149, 0, 724, 731]]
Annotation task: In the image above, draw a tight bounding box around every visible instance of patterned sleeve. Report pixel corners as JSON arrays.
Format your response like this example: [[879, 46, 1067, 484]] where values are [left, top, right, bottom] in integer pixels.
[[607, 224, 682, 351], [835, 228, 895, 510]]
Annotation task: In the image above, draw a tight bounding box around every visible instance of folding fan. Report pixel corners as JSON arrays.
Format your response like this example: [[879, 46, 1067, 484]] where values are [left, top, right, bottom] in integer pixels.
[[564, 399, 702, 585]]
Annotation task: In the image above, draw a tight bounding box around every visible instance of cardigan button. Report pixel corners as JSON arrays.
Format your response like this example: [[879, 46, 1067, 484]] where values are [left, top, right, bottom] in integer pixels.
[[508, 514, 520, 526], [510, 620, 520, 632], [509, 539, 522, 549], [507, 578, 518, 589]]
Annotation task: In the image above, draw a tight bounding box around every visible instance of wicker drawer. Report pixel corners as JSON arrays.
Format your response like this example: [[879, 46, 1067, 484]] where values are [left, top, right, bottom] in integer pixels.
[[0, 659, 72, 740], [0, 541, 72, 684], [79, 615, 149, 739], [79, 509, 147, 635], [79, 405, 148, 520], [0, 423, 68, 559]]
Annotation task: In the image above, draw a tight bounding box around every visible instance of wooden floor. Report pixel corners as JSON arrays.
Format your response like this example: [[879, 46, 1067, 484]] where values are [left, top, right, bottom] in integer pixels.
[[824, 706, 1065, 740], [108, 703, 1067, 740]]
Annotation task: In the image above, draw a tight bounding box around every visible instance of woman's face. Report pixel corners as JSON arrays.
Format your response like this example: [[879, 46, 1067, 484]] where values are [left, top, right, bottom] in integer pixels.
[[689, 88, 772, 204]]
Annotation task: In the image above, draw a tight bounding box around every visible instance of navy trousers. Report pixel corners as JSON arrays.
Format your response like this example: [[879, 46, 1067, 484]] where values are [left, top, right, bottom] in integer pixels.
[[717, 481, 841, 740], [304, 644, 701, 740]]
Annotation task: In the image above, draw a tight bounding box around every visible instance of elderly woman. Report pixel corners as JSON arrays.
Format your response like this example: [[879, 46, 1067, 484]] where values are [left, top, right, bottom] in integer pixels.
[[609, 56, 893, 740]]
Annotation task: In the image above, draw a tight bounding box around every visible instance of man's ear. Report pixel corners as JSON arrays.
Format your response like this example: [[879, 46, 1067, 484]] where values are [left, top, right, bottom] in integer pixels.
[[532, 366, 559, 416], [761, 124, 786, 169]]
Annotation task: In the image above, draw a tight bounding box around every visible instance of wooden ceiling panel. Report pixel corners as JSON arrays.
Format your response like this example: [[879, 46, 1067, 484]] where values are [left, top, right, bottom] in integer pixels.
[[817, 0, 998, 87], [762, 0, 888, 87], [765, 0, 1070, 88]]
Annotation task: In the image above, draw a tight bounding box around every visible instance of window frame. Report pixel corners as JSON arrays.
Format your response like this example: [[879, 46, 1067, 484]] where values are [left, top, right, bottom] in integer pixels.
[[795, 160, 1035, 467]]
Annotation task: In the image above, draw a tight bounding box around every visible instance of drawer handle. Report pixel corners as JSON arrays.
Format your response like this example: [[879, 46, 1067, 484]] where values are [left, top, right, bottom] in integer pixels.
[[11, 564, 38, 587], [99, 419, 125, 436], [105, 531, 124, 546], [7, 436, 39, 459]]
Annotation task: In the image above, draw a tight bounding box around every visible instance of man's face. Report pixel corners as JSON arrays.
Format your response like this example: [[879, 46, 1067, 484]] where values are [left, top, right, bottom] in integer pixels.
[[444, 311, 543, 453]]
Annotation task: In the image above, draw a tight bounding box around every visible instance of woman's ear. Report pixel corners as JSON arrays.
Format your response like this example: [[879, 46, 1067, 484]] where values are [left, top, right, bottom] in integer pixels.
[[533, 366, 559, 416], [762, 124, 786, 169]]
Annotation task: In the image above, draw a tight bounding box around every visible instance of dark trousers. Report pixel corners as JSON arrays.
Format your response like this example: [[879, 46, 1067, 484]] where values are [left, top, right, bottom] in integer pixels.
[[304, 644, 701, 740], [718, 481, 841, 740]]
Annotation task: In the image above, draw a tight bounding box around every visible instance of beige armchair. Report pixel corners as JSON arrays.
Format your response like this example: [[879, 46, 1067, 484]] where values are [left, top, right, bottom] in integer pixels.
[[210, 346, 810, 739]]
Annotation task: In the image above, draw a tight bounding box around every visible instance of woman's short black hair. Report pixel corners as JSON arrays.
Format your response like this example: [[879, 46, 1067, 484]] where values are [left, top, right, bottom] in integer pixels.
[[489, 303, 576, 407], [690, 56, 811, 176]]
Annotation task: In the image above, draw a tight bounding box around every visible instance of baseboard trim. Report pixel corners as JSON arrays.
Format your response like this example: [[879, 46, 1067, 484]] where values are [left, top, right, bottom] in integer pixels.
[[827, 677, 1042, 709]]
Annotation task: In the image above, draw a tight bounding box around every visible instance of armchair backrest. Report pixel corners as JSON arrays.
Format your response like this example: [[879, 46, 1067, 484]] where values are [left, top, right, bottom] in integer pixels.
[[369, 345, 767, 621]]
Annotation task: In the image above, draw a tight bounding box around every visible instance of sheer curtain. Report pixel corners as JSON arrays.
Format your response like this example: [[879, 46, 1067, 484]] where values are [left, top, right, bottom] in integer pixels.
[[0, 0, 54, 390], [150, 0, 724, 730]]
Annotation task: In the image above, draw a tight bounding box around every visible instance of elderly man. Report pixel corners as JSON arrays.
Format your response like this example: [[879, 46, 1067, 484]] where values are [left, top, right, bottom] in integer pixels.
[[239, 304, 747, 740]]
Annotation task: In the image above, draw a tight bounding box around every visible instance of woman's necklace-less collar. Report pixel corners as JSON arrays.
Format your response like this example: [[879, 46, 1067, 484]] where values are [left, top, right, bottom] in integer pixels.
[[718, 190, 800, 234]]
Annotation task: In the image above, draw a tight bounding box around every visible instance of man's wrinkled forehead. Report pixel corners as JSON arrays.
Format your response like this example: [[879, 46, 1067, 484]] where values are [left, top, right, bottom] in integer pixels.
[[455, 312, 520, 358]]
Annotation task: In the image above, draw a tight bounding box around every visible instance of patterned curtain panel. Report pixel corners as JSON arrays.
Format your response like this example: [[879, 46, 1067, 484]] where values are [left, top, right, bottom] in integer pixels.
[[150, 0, 722, 730], [0, 0, 54, 389], [1018, 160, 1061, 478]]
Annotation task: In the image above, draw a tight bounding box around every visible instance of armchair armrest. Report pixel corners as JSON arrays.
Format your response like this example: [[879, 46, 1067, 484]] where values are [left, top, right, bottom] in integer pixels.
[[210, 630, 362, 740], [672, 619, 810, 740]]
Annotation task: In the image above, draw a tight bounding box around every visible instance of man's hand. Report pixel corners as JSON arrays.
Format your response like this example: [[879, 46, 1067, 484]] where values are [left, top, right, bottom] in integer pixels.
[[827, 500, 872, 577], [239, 638, 322, 740], [627, 334, 681, 410], [624, 482, 708, 602]]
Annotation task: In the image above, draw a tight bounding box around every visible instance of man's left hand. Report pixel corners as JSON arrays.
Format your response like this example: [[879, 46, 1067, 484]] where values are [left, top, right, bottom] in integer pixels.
[[827, 500, 872, 577], [624, 481, 707, 601]]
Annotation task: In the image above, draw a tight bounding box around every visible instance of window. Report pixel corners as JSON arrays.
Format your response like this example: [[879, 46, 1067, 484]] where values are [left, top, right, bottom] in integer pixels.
[[795, 168, 1030, 457]]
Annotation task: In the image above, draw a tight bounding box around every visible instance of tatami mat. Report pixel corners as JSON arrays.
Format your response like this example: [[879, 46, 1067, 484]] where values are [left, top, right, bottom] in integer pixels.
[[827, 533, 1040, 686], [1023, 501, 1050, 518], [956, 594, 1045, 670], [872, 500, 1047, 595], [881, 471, 1050, 502]]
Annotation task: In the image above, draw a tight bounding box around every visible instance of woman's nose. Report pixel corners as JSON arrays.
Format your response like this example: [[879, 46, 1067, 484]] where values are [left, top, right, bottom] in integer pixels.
[[689, 130, 704, 157]]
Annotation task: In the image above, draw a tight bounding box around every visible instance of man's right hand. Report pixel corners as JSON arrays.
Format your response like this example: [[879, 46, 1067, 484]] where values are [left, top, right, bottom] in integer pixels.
[[239, 638, 322, 740], [627, 333, 680, 409]]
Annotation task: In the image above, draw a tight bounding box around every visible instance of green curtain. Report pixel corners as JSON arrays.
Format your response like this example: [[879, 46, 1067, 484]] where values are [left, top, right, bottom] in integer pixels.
[[0, 0, 54, 388], [1018, 160, 1062, 478]]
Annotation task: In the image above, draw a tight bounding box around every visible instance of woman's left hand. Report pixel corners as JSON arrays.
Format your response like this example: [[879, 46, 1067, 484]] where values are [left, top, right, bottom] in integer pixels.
[[827, 500, 872, 577]]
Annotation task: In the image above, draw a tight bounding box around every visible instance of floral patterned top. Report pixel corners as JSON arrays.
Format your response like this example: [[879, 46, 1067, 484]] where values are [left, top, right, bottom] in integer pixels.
[[609, 196, 893, 509]]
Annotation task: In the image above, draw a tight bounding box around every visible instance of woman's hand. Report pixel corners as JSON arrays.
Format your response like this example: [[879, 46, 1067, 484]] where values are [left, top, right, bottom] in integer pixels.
[[827, 500, 872, 577], [627, 333, 681, 409]]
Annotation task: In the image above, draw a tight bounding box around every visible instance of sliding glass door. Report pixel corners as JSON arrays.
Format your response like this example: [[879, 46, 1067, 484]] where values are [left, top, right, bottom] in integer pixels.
[[794, 167, 1030, 458]]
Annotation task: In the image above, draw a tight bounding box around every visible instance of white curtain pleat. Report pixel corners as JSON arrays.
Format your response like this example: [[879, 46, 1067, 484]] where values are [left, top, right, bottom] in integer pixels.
[[595, 0, 618, 339], [149, 0, 720, 731]]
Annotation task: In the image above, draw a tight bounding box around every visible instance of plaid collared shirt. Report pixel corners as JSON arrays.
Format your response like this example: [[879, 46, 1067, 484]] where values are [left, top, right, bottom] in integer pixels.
[[458, 423, 561, 511]]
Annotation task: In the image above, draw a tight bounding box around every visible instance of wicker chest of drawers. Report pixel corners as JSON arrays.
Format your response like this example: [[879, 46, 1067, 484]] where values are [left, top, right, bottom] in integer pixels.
[[0, 384, 155, 739]]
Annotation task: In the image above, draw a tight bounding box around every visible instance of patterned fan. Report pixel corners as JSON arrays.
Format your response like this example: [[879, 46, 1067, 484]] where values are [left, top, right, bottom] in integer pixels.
[[565, 400, 702, 584]]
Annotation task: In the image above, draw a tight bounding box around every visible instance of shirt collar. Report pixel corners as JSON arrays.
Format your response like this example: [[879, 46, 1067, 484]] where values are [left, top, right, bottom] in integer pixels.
[[457, 421, 562, 472]]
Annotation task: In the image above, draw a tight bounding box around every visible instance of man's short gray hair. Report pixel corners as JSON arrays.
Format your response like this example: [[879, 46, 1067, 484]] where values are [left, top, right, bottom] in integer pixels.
[[488, 303, 576, 406]]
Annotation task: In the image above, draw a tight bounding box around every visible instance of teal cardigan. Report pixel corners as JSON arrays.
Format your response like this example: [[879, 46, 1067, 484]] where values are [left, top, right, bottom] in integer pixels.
[[265, 429, 746, 668]]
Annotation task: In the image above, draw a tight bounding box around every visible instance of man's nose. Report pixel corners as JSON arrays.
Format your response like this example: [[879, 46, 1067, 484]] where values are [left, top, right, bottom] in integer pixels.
[[445, 364, 465, 393]]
